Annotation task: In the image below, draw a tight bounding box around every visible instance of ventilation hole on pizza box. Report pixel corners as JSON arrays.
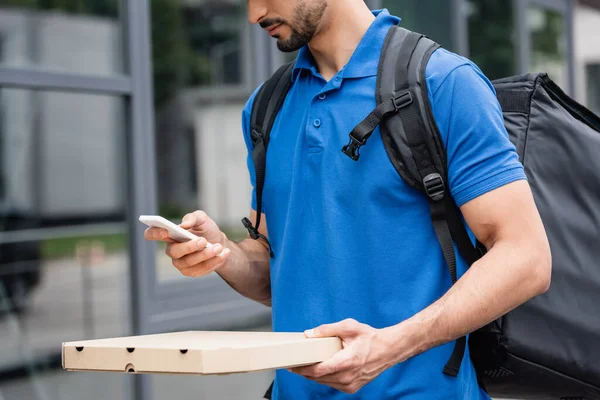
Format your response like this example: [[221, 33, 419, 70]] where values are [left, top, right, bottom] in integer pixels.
[[126, 347, 135, 353], [180, 349, 188, 354], [125, 363, 136, 373], [76, 347, 84, 352]]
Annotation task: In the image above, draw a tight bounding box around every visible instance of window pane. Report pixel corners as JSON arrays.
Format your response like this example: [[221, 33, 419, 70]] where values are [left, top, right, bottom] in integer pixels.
[[587, 64, 600, 115], [467, 0, 516, 80], [151, 0, 250, 282], [528, 5, 568, 89], [0, 1, 123, 76], [382, 0, 454, 50], [0, 88, 130, 399], [0, 89, 127, 217], [575, 3, 600, 112]]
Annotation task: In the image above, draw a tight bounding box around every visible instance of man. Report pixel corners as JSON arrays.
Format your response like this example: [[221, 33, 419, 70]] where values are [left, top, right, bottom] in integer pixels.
[[144, 0, 552, 398]]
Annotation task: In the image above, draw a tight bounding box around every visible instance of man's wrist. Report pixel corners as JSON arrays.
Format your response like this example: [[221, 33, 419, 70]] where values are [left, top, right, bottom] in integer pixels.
[[214, 232, 237, 275], [380, 317, 434, 366], [218, 231, 229, 247]]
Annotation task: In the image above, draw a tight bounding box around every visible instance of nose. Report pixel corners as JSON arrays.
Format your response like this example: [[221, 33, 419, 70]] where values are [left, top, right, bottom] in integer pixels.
[[247, 0, 268, 24]]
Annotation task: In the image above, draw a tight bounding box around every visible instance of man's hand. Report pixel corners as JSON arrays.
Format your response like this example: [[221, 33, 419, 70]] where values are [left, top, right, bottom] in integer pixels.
[[143, 209, 273, 305], [288, 319, 396, 394], [144, 210, 230, 278]]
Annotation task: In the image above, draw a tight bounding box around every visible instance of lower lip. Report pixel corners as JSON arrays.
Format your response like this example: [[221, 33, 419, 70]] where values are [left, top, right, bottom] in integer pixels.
[[268, 25, 282, 36]]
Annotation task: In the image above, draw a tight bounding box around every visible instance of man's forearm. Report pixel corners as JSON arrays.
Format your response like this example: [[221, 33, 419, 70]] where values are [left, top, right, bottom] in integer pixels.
[[216, 236, 272, 306], [383, 238, 551, 364]]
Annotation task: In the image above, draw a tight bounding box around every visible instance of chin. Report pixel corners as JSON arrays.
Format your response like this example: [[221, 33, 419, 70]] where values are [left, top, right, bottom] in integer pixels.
[[275, 32, 290, 41]]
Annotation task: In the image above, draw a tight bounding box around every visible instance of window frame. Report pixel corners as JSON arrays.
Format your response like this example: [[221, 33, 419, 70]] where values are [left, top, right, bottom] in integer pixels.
[[516, 0, 575, 95], [0, 1, 273, 399]]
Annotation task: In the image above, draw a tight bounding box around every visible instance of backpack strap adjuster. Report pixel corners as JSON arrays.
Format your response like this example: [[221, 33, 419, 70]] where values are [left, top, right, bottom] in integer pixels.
[[392, 90, 413, 110], [423, 173, 445, 201], [250, 128, 262, 142]]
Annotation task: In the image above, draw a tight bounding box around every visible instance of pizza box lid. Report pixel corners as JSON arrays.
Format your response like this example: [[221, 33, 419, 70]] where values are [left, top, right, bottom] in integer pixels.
[[62, 331, 342, 375]]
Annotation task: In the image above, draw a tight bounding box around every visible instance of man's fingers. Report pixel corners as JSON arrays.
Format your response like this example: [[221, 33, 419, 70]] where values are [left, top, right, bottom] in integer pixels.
[[290, 348, 353, 378], [166, 237, 207, 260], [144, 227, 176, 243], [172, 242, 224, 269], [312, 349, 356, 377], [180, 213, 197, 229], [144, 227, 168, 241], [182, 248, 230, 277], [306, 318, 362, 339], [180, 210, 209, 229]]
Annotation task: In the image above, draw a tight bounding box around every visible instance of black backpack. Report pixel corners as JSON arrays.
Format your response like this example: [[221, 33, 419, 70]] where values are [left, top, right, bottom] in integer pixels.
[[246, 26, 600, 400]]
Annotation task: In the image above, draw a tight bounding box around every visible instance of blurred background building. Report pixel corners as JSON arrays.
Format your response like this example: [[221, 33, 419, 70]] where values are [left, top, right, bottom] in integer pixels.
[[0, 0, 598, 399]]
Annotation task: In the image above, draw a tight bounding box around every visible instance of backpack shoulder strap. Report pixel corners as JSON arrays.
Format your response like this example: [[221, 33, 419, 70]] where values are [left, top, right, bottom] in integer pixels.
[[343, 26, 484, 377], [385, 27, 485, 377], [242, 61, 295, 258]]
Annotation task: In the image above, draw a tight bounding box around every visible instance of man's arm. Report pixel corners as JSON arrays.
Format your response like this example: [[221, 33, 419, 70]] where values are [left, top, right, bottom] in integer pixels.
[[385, 179, 552, 362], [289, 57, 551, 394], [145, 86, 272, 305], [217, 84, 274, 305], [217, 209, 273, 307], [290, 180, 551, 394], [145, 209, 272, 306]]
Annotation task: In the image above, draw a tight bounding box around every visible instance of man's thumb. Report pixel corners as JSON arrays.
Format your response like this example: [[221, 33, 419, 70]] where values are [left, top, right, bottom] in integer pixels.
[[305, 319, 359, 339], [304, 329, 317, 338], [180, 213, 197, 229], [304, 326, 331, 338]]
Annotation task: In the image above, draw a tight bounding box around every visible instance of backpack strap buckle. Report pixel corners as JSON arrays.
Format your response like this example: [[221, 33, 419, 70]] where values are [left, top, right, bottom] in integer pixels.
[[423, 173, 445, 201], [342, 135, 366, 161], [342, 91, 413, 162], [242, 217, 260, 240], [242, 217, 275, 258]]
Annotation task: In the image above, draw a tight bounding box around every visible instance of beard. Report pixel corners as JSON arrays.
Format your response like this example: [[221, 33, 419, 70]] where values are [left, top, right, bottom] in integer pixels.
[[260, 0, 327, 53]]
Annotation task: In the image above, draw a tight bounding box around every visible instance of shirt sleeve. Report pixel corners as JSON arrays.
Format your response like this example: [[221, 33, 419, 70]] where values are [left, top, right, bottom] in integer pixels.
[[427, 61, 527, 207], [241, 85, 263, 211]]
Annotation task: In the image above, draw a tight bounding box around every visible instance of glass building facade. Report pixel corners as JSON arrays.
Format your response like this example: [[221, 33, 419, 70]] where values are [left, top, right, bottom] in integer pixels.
[[0, 0, 597, 399]]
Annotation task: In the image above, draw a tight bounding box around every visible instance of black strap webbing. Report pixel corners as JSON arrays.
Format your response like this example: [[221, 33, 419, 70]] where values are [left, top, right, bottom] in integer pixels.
[[445, 196, 485, 266], [251, 62, 294, 134], [496, 91, 531, 114], [430, 200, 457, 282], [245, 62, 295, 258], [391, 31, 480, 377], [342, 91, 413, 160], [263, 381, 274, 399], [435, 195, 486, 376], [341, 29, 420, 162], [429, 195, 466, 377], [395, 32, 424, 91]]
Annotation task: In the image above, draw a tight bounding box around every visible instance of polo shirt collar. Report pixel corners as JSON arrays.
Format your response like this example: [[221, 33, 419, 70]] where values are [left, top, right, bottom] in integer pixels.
[[291, 9, 400, 82]]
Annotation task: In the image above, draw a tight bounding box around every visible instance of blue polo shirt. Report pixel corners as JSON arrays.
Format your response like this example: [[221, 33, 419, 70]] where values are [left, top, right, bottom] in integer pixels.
[[241, 9, 526, 400]]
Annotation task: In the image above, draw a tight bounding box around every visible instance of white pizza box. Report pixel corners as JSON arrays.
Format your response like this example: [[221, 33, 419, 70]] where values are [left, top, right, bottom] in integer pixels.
[[62, 331, 342, 375]]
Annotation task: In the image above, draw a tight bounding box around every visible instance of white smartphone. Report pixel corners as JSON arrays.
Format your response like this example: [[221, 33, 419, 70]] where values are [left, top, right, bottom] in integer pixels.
[[139, 215, 213, 247]]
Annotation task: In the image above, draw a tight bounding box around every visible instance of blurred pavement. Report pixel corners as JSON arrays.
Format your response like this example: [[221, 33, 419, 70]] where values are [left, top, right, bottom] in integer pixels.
[[0, 251, 274, 399]]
